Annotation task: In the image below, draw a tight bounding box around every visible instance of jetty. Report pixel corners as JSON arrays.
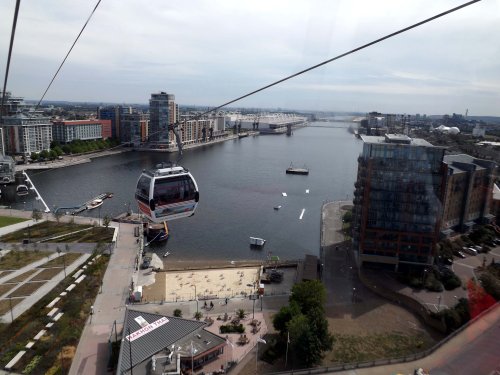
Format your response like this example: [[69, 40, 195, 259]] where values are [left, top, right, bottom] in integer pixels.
[[54, 192, 113, 215]]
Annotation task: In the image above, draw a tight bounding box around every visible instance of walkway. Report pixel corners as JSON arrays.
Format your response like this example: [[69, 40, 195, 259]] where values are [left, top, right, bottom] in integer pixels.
[[68, 222, 140, 375]]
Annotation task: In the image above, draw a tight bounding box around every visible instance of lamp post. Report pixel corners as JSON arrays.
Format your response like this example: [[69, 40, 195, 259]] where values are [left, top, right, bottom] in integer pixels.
[[192, 285, 198, 314], [9, 296, 14, 323], [256, 337, 266, 374], [90, 305, 94, 324]]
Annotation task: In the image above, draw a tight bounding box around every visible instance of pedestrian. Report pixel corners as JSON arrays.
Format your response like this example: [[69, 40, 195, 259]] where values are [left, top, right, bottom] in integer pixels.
[[210, 301, 214, 309]]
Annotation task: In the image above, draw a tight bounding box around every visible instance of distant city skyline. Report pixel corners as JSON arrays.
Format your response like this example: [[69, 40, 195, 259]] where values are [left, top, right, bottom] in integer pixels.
[[1, 1, 499, 116]]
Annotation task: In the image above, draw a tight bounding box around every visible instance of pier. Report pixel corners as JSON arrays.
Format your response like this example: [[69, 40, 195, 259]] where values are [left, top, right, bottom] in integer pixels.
[[54, 192, 113, 215], [22, 171, 50, 213]]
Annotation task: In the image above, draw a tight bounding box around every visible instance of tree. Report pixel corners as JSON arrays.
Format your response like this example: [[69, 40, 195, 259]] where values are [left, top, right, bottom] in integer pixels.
[[53, 210, 63, 223], [32, 209, 43, 222], [102, 215, 111, 228], [40, 149, 49, 159], [236, 308, 246, 320], [273, 301, 300, 334], [194, 311, 203, 321], [173, 309, 182, 318], [272, 280, 333, 367], [290, 280, 327, 315]]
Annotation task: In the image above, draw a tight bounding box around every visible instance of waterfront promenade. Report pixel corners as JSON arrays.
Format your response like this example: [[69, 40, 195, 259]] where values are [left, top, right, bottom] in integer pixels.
[[68, 221, 138, 375]]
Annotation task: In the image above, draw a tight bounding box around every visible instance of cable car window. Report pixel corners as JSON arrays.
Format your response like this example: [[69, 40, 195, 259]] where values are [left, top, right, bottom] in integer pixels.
[[154, 175, 195, 205], [135, 175, 151, 204]]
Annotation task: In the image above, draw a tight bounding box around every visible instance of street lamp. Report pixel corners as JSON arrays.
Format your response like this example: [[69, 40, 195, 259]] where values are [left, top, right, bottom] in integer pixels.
[[192, 285, 198, 314], [89, 305, 94, 324], [256, 337, 266, 374]]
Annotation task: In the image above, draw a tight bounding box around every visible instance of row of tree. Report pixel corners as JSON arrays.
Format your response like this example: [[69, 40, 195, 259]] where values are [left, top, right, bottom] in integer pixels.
[[29, 139, 120, 161]]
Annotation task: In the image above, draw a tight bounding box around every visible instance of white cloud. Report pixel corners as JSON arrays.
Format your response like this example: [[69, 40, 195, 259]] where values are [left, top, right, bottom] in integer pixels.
[[0, 0, 499, 115]]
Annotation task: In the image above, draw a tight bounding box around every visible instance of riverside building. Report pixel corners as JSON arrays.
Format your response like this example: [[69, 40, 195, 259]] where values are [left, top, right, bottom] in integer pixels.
[[441, 154, 497, 235], [52, 119, 112, 143], [1, 114, 52, 156], [120, 111, 149, 144], [149, 92, 178, 147], [352, 134, 446, 271]]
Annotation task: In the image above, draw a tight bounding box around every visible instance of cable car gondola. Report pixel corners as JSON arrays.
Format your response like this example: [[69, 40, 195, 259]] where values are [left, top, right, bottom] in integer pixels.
[[135, 163, 199, 223]]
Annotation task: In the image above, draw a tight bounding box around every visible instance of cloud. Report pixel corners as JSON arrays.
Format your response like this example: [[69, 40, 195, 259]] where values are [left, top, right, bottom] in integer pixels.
[[0, 0, 499, 115]]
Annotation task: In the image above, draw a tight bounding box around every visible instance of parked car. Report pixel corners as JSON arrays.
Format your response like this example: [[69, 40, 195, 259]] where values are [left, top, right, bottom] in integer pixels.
[[453, 250, 466, 259], [465, 247, 478, 256]]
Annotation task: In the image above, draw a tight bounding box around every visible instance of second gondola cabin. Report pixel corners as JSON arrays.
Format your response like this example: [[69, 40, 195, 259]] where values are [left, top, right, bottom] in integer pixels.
[[135, 164, 199, 223]]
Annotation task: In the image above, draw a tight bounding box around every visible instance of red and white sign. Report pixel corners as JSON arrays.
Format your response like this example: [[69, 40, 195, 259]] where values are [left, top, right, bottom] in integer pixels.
[[126, 317, 169, 342]]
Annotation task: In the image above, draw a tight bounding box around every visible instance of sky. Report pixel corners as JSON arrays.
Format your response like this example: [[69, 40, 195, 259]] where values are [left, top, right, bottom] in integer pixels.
[[1, 0, 499, 116]]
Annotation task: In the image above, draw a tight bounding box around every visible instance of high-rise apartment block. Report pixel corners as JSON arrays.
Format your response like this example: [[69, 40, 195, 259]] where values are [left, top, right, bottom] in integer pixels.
[[1, 115, 53, 156], [149, 92, 177, 145], [352, 134, 446, 271]]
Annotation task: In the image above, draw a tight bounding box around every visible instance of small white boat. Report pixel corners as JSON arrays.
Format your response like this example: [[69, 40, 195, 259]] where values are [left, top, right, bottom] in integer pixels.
[[273, 205, 282, 210], [282, 192, 287, 197], [163, 251, 171, 258], [16, 184, 29, 196], [249, 237, 266, 247], [305, 189, 309, 194], [86, 198, 103, 210]]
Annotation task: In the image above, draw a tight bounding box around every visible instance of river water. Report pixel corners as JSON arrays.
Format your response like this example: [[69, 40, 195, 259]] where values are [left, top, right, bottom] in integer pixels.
[[13, 122, 362, 261]]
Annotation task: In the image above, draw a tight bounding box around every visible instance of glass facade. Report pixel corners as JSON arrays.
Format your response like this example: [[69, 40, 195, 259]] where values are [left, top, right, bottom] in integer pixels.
[[353, 135, 446, 270]]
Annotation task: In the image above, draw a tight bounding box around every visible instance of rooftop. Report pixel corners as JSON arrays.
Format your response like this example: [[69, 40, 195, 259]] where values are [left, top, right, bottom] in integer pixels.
[[117, 309, 214, 374], [361, 134, 437, 147]]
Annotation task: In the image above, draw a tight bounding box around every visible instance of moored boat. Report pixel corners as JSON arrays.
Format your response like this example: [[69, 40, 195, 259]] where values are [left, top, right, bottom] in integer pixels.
[[250, 236, 266, 247], [16, 184, 29, 196], [86, 198, 103, 210]]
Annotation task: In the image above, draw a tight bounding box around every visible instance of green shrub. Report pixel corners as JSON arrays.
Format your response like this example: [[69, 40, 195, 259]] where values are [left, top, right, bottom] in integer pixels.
[[442, 273, 462, 290], [23, 355, 42, 374], [425, 273, 443, 292], [220, 323, 245, 334]]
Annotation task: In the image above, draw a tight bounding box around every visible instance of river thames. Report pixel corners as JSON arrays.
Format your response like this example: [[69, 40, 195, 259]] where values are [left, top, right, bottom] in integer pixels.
[[15, 122, 362, 261]]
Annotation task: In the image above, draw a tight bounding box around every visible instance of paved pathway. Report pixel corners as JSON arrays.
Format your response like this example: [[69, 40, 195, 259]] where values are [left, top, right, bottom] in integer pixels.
[[69, 222, 140, 375]]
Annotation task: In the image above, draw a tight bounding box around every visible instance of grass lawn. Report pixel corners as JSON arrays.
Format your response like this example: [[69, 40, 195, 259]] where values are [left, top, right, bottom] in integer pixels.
[[8, 281, 46, 298], [0, 251, 50, 270], [4, 270, 36, 283], [325, 332, 433, 365], [0, 221, 114, 243], [0, 270, 14, 278], [38, 253, 82, 268], [0, 298, 23, 315], [0, 283, 17, 296], [0, 255, 110, 374], [31, 268, 65, 281], [0, 216, 29, 228]]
